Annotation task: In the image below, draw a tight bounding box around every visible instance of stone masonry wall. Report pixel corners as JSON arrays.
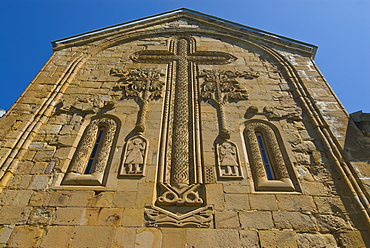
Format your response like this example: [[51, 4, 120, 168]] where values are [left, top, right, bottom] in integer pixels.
[[0, 20, 369, 248]]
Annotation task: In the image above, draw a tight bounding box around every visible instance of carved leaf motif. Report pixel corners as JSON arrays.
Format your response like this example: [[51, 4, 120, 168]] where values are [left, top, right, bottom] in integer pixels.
[[199, 69, 249, 104], [111, 68, 165, 102]]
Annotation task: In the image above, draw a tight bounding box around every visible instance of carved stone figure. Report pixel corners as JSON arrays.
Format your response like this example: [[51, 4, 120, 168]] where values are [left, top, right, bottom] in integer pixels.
[[119, 136, 148, 177], [216, 141, 243, 178]]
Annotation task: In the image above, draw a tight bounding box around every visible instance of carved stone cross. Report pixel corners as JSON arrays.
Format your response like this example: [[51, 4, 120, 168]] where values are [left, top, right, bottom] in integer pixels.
[[131, 37, 236, 190]]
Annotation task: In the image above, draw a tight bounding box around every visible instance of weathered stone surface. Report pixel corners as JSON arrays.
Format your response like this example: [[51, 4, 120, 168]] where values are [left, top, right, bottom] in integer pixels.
[[0, 206, 32, 224], [297, 233, 338, 248], [259, 230, 298, 248], [113, 191, 137, 208], [215, 210, 240, 229], [28, 207, 54, 225], [121, 208, 144, 227], [70, 226, 115, 248], [337, 231, 367, 248], [161, 228, 186, 248], [249, 194, 278, 211], [276, 194, 316, 211], [7, 225, 44, 248], [186, 229, 241, 248], [135, 228, 162, 248], [39, 226, 74, 248], [84, 207, 122, 226], [273, 212, 316, 231], [0, 9, 369, 247], [53, 207, 85, 225], [239, 211, 274, 230], [112, 227, 136, 248], [239, 230, 259, 248], [0, 226, 14, 245], [225, 193, 250, 210]]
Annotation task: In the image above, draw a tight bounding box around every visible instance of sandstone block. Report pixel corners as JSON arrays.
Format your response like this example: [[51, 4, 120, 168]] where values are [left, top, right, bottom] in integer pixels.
[[12, 190, 33, 206], [313, 196, 347, 214], [70, 226, 115, 248], [30, 162, 49, 174], [28, 207, 54, 225], [225, 193, 249, 210], [259, 230, 298, 248], [161, 228, 186, 248], [297, 233, 338, 248], [113, 191, 137, 208], [29, 190, 48, 206], [273, 211, 316, 231], [186, 229, 241, 248], [215, 210, 240, 229], [121, 208, 143, 227], [0, 225, 14, 245], [0, 206, 32, 224], [249, 194, 278, 211], [112, 227, 137, 248], [0, 190, 17, 205], [276, 194, 316, 211], [315, 214, 351, 232], [7, 175, 32, 189], [117, 177, 138, 191], [84, 208, 122, 226], [7, 225, 44, 248], [53, 207, 85, 225], [239, 230, 259, 248], [47, 190, 72, 206], [205, 184, 225, 209], [88, 191, 114, 207], [39, 226, 74, 248], [222, 181, 250, 194], [337, 231, 366, 248], [68, 190, 94, 207], [29, 175, 50, 189], [135, 182, 155, 208], [135, 228, 162, 248], [239, 211, 274, 230]]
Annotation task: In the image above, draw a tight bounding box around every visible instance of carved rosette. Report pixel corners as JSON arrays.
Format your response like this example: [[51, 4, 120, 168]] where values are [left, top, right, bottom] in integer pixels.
[[119, 135, 148, 177], [70, 118, 117, 174]]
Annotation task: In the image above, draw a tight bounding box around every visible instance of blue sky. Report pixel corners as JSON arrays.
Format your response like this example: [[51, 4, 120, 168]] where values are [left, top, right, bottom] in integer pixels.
[[1, 0, 369, 113]]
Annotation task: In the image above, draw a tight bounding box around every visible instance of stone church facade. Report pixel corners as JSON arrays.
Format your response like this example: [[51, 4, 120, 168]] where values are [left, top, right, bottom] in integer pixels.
[[0, 9, 369, 247]]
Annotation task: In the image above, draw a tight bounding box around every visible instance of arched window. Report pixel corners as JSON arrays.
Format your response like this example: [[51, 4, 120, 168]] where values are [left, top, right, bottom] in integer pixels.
[[244, 121, 297, 191], [62, 117, 117, 186]]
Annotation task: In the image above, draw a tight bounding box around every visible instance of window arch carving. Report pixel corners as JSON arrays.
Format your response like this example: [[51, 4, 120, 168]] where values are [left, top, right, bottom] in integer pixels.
[[62, 117, 118, 186], [244, 121, 296, 191]]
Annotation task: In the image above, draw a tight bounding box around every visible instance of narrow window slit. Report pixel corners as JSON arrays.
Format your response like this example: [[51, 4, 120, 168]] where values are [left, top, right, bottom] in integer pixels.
[[256, 132, 275, 180], [85, 128, 105, 174]]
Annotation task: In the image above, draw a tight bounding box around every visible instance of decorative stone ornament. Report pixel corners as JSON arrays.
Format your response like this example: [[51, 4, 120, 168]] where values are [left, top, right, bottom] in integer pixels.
[[62, 117, 117, 186], [216, 140, 243, 179], [119, 135, 148, 177]]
